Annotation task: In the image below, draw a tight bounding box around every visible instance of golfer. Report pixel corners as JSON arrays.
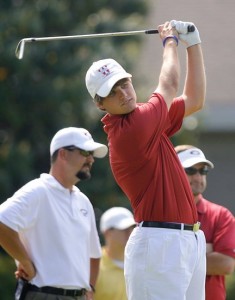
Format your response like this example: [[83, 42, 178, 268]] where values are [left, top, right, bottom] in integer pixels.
[[85, 20, 207, 300]]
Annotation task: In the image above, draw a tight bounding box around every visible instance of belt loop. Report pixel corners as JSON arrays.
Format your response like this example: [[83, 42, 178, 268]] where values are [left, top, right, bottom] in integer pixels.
[[181, 223, 184, 231], [137, 221, 144, 228]]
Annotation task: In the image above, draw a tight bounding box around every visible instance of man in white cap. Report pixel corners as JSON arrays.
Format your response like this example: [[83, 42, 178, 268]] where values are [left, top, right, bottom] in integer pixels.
[[94, 207, 136, 300], [0, 127, 108, 300], [85, 20, 206, 300], [176, 145, 235, 300]]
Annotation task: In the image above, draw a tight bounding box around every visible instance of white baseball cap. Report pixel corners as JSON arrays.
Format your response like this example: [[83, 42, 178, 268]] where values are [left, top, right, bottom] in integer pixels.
[[100, 207, 136, 233], [177, 148, 214, 168], [85, 58, 132, 99], [50, 127, 108, 158]]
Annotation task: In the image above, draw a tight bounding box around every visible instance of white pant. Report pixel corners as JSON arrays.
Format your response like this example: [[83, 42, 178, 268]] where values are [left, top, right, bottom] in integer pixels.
[[124, 226, 206, 300]]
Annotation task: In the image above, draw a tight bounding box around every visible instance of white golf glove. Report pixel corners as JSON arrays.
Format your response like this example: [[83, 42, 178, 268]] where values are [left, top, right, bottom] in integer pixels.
[[170, 20, 201, 48]]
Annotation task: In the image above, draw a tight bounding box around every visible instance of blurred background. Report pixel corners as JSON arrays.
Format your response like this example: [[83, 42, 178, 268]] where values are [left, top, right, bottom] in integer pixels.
[[0, 0, 234, 298]]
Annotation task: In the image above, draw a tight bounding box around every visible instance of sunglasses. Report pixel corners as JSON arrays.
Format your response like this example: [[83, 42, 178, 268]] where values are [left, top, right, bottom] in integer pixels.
[[184, 167, 209, 176], [63, 146, 94, 157]]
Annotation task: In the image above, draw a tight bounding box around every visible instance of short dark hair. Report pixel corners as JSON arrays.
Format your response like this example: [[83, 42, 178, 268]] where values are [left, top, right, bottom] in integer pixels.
[[94, 94, 103, 103], [50, 149, 59, 164]]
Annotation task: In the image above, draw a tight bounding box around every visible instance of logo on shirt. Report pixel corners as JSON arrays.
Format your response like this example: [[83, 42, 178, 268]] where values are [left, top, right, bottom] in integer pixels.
[[80, 209, 88, 216]]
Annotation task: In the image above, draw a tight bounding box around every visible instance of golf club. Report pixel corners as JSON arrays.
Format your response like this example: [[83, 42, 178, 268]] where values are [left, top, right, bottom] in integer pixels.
[[15, 25, 195, 60]]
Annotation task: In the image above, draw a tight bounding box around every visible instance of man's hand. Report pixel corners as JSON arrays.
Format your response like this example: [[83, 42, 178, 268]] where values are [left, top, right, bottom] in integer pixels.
[[206, 243, 213, 254], [86, 290, 94, 300], [15, 260, 36, 281], [171, 20, 201, 48], [158, 21, 179, 42]]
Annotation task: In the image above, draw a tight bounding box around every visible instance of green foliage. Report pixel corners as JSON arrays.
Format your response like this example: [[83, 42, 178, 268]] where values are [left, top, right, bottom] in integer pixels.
[[0, 0, 148, 206], [0, 1, 148, 295], [226, 273, 235, 300], [0, 251, 16, 299]]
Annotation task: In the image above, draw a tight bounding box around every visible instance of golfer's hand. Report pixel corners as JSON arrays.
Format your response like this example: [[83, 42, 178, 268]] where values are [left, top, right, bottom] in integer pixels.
[[158, 21, 179, 41], [170, 20, 201, 48], [15, 260, 36, 281], [86, 290, 94, 300], [206, 243, 213, 253]]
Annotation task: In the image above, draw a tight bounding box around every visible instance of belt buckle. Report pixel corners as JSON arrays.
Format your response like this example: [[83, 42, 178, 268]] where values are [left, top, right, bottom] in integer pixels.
[[193, 222, 200, 232]]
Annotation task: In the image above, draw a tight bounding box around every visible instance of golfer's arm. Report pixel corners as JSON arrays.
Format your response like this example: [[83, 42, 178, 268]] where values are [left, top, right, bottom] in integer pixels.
[[155, 39, 180, 110], [90, 257, 100, 290], [0, 222, 31, 264], [206, 251, 235, 275], [182, 44, 206, 116]]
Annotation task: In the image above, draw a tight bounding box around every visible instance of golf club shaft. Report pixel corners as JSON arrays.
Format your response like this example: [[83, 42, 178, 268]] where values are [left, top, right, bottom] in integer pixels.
[[30, 29, 159, 42], [15, 25, 195, 59], [15, 29, 158, 59]]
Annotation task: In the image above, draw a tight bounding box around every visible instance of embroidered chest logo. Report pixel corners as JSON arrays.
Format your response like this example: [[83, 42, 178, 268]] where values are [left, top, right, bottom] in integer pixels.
[[80, 209, 88, 216], [98, 65, 110, 77]]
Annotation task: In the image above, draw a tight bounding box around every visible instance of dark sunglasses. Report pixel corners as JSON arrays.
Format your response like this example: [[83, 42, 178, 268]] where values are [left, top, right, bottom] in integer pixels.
[[63, 146, 94, 157], [184, 166, 209, 176]]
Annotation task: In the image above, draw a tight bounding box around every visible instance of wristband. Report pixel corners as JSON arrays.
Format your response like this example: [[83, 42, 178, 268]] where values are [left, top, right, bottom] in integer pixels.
[[162, 35, 178, 48]]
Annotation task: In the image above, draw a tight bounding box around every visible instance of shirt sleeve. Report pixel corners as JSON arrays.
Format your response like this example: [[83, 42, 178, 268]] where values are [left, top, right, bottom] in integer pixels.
[[0, 181, 41, 232], [213, 207, 235, 258], [165, 97, 185, 137]]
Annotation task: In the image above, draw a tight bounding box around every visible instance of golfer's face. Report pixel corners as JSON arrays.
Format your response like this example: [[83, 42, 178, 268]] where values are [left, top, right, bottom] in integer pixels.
[[97, 78, 137, 115]]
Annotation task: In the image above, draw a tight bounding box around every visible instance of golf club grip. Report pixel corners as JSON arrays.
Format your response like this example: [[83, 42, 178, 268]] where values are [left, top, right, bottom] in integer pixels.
[[187, 25, 195, 32], [145, 29, 159, 34], [145, 25, 195, 35]]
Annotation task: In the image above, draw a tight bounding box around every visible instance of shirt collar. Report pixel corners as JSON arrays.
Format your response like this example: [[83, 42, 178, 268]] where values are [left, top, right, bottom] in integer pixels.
[[40, 173, 78, 193]]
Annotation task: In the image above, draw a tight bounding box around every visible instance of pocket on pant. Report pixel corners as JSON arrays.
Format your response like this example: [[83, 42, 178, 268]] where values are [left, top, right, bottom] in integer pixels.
[[125, 236, 148, 274], [146, 232, 185, 273]]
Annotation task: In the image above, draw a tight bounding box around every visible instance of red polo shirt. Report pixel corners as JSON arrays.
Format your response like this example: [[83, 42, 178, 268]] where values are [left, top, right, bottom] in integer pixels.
[[197, 195, 235, 300], [102, 93, 197, 223]]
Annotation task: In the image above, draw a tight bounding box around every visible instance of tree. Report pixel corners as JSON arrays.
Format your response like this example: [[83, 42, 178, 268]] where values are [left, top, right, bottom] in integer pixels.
[[0, 1, 148, 298], [0, 0, 148, 206]]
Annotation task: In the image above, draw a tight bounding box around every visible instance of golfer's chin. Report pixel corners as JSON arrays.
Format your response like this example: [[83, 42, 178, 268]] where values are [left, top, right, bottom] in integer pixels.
[[76, 170, 91, 181], [122, 100, 136, 113]]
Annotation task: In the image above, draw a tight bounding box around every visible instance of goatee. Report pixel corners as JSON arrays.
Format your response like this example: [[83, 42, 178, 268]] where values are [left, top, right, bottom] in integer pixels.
[[76, 170, 91, 181]]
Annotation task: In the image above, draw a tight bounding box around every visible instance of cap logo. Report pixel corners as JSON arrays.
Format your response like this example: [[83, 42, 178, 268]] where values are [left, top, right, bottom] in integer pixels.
[[98, 65, 111, 77], [83, 131, 91, 138], [190, 150, 200, 156]]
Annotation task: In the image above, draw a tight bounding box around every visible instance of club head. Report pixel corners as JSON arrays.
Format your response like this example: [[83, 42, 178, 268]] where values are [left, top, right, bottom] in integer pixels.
[[15, 40, 25, 60]]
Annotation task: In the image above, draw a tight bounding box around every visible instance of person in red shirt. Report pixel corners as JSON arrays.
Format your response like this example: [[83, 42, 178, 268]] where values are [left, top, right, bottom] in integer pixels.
[[176, 145, 235, 300], [85, 20, 206, 300]]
